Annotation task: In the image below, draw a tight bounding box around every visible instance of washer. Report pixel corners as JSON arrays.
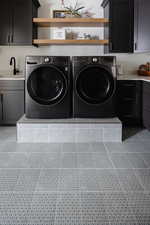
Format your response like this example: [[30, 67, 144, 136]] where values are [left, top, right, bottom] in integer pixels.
[[26, 56, 72, 119], [72, 56, 117, 118]]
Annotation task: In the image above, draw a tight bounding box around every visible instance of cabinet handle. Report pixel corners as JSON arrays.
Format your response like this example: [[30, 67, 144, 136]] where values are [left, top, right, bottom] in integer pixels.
[[109, 42, 113, 51], [122, 84, 135, 87], [7, 35, 10, 43], [11, 35, 13, 43], [0, 94, 4, 121], [123, 115, 133, 119], [122, 98, 134, 101], [134, 42, 137, 51]]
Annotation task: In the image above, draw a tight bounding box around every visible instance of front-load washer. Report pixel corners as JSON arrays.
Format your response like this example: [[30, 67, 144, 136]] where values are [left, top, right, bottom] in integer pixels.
[[72, 56, 117, 118], [26, 56, 72, 119]]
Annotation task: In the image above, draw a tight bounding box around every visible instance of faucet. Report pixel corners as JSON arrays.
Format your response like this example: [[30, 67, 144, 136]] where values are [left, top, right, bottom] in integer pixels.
[[10, 57, 19, 75]]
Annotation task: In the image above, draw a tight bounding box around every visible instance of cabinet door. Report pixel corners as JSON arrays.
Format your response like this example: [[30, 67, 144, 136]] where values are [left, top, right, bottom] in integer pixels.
[[117, 81, 142, 126], [110, 0, 134, 53], [11, 0, 32, 45], [0, 94, 3, 124], [0, 0, 10, 45], [2, 90, 24, 125], [143, 82, 150, 130], [134, 0, 150, 52]]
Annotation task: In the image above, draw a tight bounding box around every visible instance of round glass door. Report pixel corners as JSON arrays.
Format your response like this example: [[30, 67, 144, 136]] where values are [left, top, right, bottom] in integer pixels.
[[27, 65, 67, 105], [76, 65, 115, 104]]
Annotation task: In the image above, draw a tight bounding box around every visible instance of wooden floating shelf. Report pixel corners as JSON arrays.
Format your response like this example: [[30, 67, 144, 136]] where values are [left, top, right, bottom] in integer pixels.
[[33, 18, 109, 27], [33, 39, 109, 45]]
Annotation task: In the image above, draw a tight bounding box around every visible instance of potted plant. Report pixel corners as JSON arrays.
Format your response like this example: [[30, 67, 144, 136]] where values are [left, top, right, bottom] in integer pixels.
[[61, 0, 85, 18]]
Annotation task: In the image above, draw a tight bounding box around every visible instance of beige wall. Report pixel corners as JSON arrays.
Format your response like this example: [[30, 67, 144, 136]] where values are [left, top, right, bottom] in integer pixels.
[[0, 0, 150, 75]]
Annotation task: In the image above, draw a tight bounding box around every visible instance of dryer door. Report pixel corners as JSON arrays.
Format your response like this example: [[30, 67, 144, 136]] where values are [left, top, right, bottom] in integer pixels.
[[76, 65, 115, 104], [27, 65, 67, 105]]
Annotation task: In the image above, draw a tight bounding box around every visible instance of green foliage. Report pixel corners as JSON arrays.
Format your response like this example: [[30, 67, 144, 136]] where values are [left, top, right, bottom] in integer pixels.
[[65, 0, 85, 17]]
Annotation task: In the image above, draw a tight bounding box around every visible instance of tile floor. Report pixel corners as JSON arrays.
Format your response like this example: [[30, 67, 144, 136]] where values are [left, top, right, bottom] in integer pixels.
[[0, 126, 150, 225]]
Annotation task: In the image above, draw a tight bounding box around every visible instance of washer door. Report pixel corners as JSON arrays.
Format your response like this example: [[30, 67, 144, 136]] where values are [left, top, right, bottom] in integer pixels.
[[76, 65, 115, 104], [27, 65, 67, 105]]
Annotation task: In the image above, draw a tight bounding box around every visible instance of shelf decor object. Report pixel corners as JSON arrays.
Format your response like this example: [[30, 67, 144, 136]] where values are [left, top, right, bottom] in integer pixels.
[[53, 10, 68, 18], [52, 28, 66, 40]]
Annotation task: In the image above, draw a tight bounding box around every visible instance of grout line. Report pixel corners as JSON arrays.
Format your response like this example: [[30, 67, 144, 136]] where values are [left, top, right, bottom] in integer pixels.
[[1, 151, 150, 153], [104, 143, 115, 169], [0, 190, 150, 194], [0, 167, 149, 169], [33, 168, 42, 193], [140, 154, 150, 169], [12, 169, 21, 192], [132, 169, 147, 192], [53, 169, 61, 225]]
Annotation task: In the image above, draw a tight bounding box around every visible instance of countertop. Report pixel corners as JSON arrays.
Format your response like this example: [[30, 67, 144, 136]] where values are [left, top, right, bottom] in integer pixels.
[[0, 73, 150, 82], [0, 75, 25, 81], [0, 71, 25, 80], [118, 74, 150, 82]]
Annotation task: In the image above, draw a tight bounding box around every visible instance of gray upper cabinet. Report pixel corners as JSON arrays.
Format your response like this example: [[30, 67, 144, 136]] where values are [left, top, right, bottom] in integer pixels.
[[0, 0, 40, 46], [0, 0, 10, 45], [0, 81, 25, 125], [102, 0, 150, 53]]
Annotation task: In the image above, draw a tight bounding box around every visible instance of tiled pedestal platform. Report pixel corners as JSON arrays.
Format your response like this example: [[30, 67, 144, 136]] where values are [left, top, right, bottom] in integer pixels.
[[17, 115, 122, 143]]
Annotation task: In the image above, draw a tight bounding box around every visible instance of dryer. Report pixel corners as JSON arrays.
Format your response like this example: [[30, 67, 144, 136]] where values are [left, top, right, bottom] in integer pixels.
[[72, 56, 117, 118], [26, 56, 71, 119]]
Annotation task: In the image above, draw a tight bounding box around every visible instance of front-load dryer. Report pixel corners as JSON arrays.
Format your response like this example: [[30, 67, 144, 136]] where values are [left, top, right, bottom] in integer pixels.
[[72, 56, 117, 118], [26, 56, 71, 119]]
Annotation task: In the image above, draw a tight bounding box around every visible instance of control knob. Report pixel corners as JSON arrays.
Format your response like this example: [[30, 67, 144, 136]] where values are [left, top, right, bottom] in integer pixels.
[[92, 57, 98, 63], [44, 57, 50, 63]]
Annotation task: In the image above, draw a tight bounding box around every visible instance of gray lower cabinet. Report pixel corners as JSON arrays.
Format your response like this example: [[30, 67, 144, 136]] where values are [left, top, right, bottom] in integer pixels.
[[117, 80, 142, 126], [143, 81, 150, 130], [0, 80, 24, 125]]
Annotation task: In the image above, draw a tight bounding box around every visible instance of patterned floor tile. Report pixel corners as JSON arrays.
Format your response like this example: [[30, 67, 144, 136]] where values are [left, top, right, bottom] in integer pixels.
[[103, 192, 137, 225], [36, 169, 59, 191], [116, 169, 144, 191], [0, 169, 19, 191], [28, 153, 61, 168], [110, 153, 148, 169], [54, 193, 82, 225], [127, 192, 150, 225], [0, 193, 33, 225], [81, 192, 109, 225], [105, 142, 150, 153], [140, 153, 150, 167], [93, 153, 113, 168], [58, 169, 79, 191], [0, 153, 29, 168], [77, 153, 94, 168], [14, 169, 40, 192], [60, 153, 77, 168], [79, 169, 100, 191], [134, 169, 150, 191], [27, 193, 57, 225], [96, 169, 122, 191]]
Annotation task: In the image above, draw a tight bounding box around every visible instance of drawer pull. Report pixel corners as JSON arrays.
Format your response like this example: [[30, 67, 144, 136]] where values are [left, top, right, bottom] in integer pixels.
[[123, 115, 133, 118], [122, 84, 135, 87]]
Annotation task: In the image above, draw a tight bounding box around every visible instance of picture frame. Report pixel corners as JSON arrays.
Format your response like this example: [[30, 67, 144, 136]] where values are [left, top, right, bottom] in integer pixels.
[[53, 10, 68, 18], [52, 28, 66, 40]]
